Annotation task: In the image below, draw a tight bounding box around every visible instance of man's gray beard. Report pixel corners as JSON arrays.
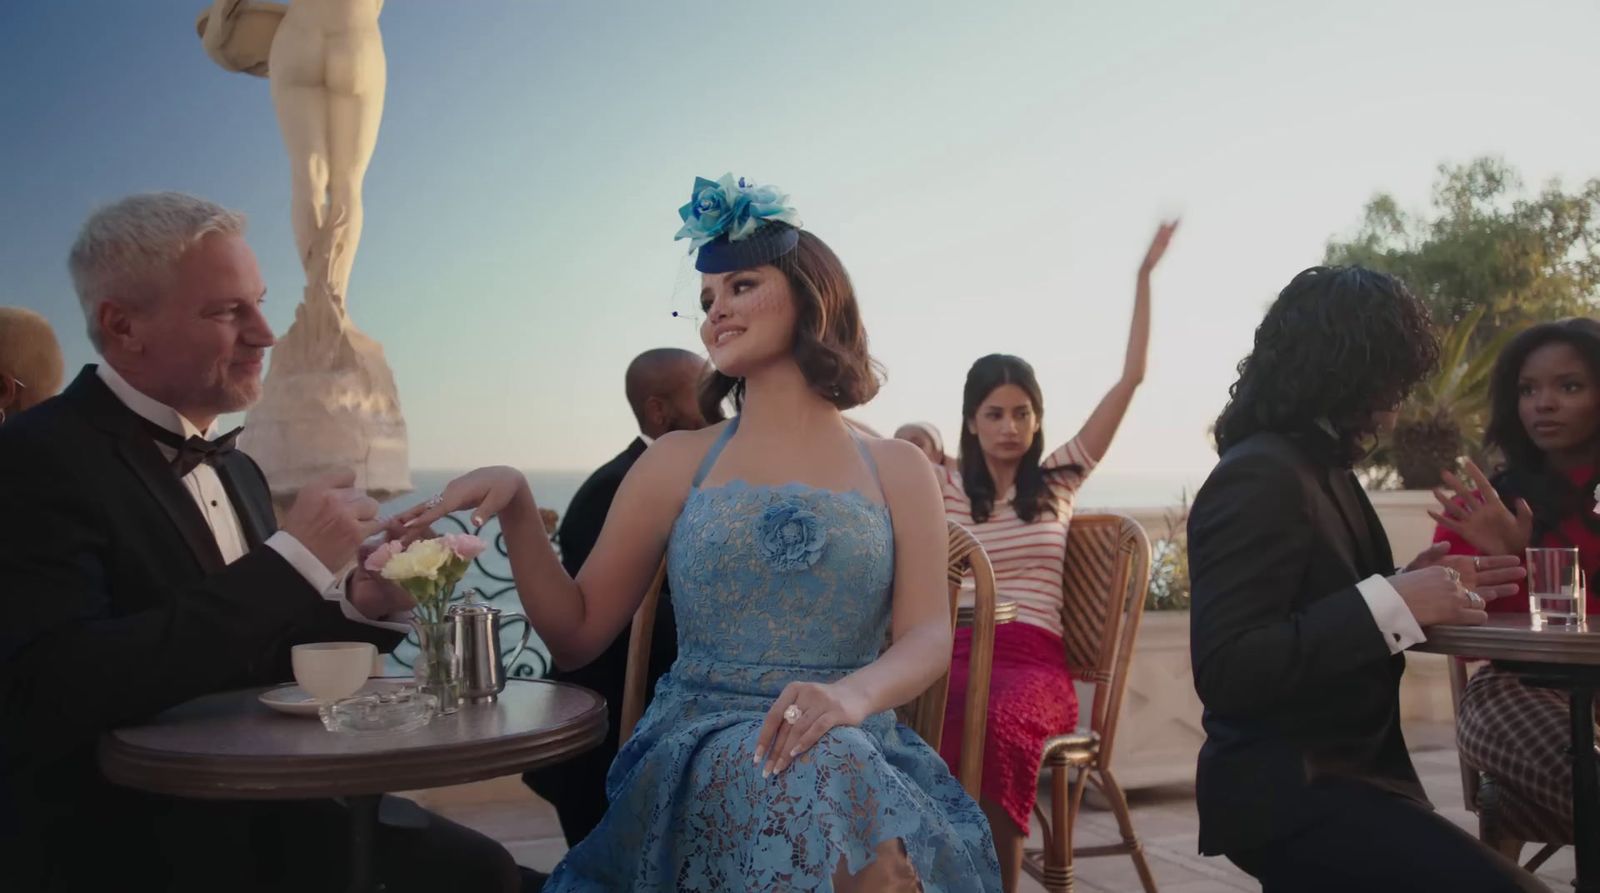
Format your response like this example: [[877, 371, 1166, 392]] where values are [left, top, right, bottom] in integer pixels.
[[217, 379, 262, 415]]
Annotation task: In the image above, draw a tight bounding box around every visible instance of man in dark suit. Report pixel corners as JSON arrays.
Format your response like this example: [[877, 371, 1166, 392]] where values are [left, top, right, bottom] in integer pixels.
[[1189, 265, 1546, 892], [524, 347, 709, 846], [0, 193, 521, 891]]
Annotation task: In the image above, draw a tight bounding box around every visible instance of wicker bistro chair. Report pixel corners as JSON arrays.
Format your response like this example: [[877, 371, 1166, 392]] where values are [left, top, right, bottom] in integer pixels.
[[617, 520, 998, 798], [1447, 659, 1567, 871], [1021, 513, 1158, 893], [897, 521, 998, 795]]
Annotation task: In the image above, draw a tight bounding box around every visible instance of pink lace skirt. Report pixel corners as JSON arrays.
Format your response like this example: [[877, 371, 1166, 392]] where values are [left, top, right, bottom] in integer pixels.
[[938, 622, 1079, 832]]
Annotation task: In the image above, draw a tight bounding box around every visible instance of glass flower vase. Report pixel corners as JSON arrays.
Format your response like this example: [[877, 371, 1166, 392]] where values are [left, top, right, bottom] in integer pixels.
[[412, 620, 462, 715]]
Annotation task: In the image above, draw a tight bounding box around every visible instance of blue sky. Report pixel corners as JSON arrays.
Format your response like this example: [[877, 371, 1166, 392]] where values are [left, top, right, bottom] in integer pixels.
[[4, 0, 1598, 494]]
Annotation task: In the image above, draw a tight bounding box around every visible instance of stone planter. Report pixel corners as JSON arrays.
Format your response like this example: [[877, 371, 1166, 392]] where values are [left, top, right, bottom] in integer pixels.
[[1080, 610, 1205, 791], [1366, 489, 1440, 566]]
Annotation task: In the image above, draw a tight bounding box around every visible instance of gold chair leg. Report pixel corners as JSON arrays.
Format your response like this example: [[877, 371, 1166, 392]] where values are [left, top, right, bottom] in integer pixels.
[[1046, 761, 1075, 892], [1094, 767, 1158, 893]]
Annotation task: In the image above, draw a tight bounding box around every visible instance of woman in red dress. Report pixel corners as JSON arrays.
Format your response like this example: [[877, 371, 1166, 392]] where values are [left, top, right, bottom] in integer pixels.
[[1432, 318, 1600, 833], [936, 221, 1177, 891]]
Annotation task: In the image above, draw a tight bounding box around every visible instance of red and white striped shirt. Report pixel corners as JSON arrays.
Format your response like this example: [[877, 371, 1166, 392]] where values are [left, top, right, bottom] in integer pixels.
[[939, 438, 1096, 638]]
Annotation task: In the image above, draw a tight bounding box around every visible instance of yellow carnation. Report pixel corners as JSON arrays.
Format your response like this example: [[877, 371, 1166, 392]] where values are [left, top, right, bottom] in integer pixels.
[[380, 537, 453, 582]]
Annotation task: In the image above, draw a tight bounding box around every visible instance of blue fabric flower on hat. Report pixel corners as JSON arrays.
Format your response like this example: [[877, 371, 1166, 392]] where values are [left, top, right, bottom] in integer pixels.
[[675, 174, 802, 251], [757, 498, 827, 573]]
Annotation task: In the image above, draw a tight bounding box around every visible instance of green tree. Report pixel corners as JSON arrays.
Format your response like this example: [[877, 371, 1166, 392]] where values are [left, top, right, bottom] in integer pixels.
[[1326, 158, 1600, 488], [1326, 157, 1600, 344]]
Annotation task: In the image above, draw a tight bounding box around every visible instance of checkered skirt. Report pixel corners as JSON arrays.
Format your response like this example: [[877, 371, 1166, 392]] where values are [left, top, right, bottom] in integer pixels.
[[1456, 664, 1589, 843]]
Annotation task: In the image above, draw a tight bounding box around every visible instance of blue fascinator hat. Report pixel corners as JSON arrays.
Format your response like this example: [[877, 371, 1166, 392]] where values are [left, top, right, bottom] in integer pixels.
[[674, 174, 803, 273]]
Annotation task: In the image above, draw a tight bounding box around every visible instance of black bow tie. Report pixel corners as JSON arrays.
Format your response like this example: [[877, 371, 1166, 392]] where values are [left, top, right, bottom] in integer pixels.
[[141, 420, 244, 477]]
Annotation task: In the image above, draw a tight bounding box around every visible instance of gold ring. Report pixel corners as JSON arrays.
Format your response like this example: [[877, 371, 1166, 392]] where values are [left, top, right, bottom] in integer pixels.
[[783, 705, 802, 725]]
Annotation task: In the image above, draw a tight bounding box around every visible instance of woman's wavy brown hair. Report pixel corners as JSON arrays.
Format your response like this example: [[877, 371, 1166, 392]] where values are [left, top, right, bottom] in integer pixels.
[[699, 229, 885, 418]]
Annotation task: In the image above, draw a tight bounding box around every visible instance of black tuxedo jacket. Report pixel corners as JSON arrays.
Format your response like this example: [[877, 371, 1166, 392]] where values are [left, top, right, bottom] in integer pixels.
[[1187, 429, 1426, 856], [0, 366, 400, 885]]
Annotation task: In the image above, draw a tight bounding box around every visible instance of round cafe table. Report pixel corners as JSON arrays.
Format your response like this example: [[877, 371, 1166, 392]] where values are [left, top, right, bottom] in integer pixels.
[[100, 678, 605, 893], [1413, 615, 1600, 890]]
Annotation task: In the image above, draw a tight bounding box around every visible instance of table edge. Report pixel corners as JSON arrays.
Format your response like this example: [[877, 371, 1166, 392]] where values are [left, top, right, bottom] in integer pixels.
[[99, 680, 608, 800], [1411, 624, 1600, 665]]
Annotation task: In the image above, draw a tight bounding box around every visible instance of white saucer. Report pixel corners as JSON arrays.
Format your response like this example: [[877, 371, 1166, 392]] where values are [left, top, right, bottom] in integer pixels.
[[259, 678, 408, 717]]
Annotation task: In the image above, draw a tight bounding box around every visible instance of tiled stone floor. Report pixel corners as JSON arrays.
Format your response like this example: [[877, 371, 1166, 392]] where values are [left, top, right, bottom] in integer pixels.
[[402, 720, 1576, 892]]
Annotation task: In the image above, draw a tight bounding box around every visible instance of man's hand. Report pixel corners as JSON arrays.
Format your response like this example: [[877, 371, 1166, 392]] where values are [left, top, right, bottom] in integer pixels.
[[279, 469, 384, 574], [346, 519, 427, 621], [1403, 542, 1526, 603], [1389, 560, 1522, 629]]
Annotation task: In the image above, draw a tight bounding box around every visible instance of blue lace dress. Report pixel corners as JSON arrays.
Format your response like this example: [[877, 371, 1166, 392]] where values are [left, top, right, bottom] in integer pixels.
[[543, 418, 1001, 891]]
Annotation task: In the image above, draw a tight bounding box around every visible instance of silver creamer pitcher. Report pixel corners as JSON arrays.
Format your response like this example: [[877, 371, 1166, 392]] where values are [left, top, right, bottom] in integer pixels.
[[447, 593, 531, 704]]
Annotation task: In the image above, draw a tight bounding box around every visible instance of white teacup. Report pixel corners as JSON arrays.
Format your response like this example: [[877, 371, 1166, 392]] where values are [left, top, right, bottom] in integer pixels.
[[292, 642, 378, 727]]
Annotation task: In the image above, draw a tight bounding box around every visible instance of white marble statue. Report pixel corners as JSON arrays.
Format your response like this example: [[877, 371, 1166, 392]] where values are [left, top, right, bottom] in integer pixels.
[[198, 0, 409, 501], [203, 0, 385, 306]]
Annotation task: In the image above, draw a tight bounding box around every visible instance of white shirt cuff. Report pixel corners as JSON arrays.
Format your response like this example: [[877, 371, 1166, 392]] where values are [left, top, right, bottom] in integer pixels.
[[334, 584, 414, 633], [1356, 574, 1428, 654], [265, 533, 412, 634], [265, 531, 337, 594]]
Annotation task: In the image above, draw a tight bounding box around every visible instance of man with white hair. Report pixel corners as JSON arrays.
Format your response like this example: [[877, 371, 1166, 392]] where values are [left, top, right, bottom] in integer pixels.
[[0, 193, 526, 891]]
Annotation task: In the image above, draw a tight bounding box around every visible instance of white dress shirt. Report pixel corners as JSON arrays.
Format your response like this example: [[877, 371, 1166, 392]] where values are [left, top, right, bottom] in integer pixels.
[[97, 365, 406, 632], [1356, 575, 1427, 655]]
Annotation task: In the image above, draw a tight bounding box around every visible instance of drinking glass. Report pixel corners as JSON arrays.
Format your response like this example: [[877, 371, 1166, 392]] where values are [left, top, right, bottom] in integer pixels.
[[292, 642, 378, 729], [1526, 547, 1585, 627]]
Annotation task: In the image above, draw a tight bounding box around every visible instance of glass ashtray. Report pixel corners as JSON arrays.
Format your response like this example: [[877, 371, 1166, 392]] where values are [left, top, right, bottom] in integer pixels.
[[323, 684, 438, 735]]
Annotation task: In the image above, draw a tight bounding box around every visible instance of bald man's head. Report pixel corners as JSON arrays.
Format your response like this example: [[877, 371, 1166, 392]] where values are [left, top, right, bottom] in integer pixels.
[[0, 307, 64, 417], [625, 348, 710, 439]]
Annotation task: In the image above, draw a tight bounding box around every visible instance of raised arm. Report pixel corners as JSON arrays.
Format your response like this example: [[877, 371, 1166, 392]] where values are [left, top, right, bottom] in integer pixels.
[[1069, 220, 1178, 465], [398, 431, 703, 671]]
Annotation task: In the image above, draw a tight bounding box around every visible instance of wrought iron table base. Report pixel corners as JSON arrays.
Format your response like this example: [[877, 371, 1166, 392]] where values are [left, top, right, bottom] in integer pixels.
[[1505, 661, 1600, 892]]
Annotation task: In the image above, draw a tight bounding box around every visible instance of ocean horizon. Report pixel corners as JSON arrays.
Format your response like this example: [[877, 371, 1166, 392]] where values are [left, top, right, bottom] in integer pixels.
[[387, 467, 1208, 521]]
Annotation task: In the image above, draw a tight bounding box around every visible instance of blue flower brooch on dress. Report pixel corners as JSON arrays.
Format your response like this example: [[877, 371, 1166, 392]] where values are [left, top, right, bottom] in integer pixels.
[[758, 499, 828, 573], [674, 174, 803, 273]]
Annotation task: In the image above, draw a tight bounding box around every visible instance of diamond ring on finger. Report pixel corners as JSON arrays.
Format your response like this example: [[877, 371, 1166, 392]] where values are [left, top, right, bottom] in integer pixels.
[[1466, 590, 1484, 609], [424, 495, 443, 509], [783, 705, 802, 725]]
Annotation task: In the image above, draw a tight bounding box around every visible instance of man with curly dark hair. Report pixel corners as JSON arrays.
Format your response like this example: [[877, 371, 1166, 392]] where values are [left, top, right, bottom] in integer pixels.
[[1188, 266, 1546, 891]]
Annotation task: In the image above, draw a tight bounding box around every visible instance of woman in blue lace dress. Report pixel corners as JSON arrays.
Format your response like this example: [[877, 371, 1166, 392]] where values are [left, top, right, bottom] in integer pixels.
[[402, 175, 1001, 892]]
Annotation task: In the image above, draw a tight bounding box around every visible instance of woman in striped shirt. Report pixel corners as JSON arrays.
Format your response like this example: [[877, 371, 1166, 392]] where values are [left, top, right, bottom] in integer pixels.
[[938, 220, 1178, 891]]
